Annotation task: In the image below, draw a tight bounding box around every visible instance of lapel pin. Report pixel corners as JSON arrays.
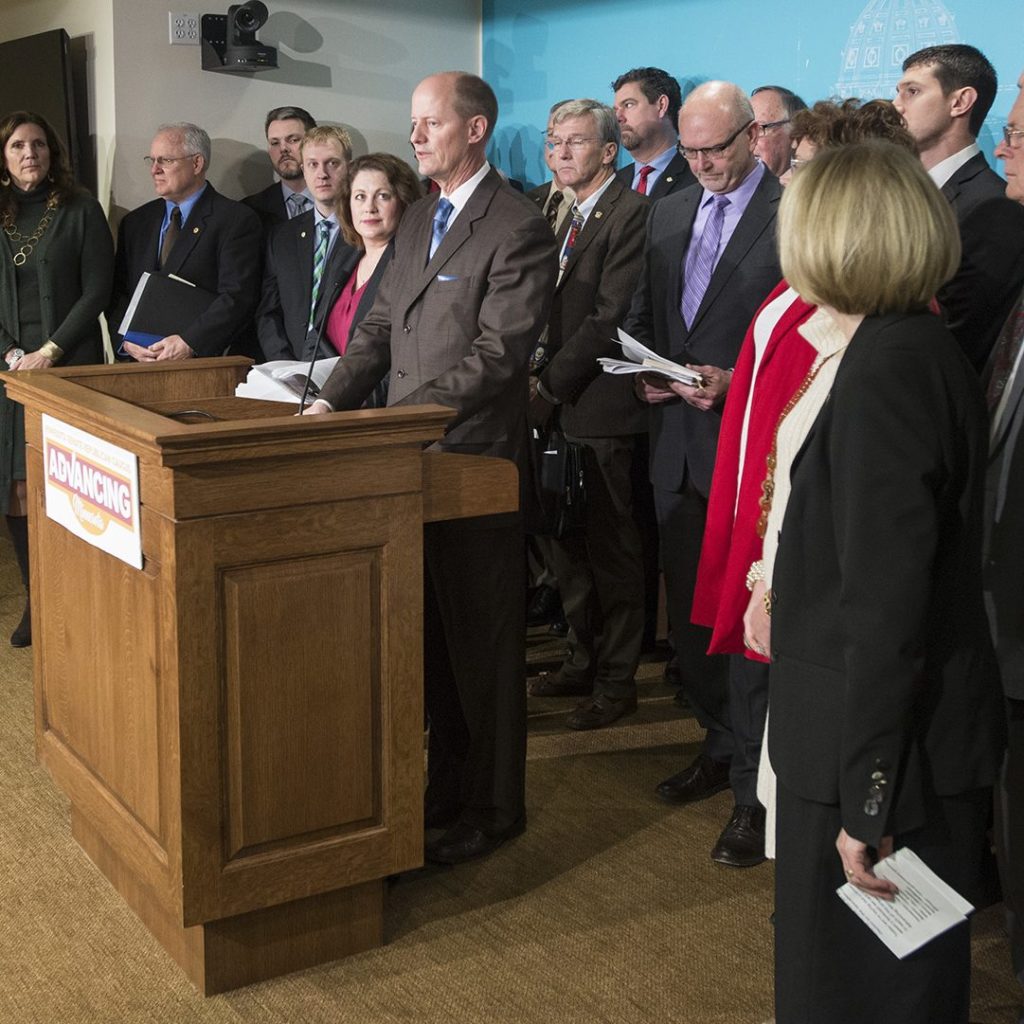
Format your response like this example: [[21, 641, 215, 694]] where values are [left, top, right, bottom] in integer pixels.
[[300, 231, 307, 238], [594, 211, 603, 219], [192, 227, 200, 234], [666, 176, 674, 183]]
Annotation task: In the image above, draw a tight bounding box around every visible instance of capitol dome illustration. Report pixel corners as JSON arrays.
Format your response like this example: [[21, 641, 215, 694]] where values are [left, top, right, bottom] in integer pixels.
[[834, 0, 960, 100]]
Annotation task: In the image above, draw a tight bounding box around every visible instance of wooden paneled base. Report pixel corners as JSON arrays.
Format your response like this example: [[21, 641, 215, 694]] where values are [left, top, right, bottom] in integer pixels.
[[72, 810, 385, 995]]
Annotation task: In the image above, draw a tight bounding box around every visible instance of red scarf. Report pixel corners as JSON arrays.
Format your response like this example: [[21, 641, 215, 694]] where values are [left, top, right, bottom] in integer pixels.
[[691, 280, 818, 658]]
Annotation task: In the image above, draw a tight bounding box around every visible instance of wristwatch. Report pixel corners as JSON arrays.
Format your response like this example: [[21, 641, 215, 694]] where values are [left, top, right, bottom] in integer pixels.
[[4, 347, 25, 368]]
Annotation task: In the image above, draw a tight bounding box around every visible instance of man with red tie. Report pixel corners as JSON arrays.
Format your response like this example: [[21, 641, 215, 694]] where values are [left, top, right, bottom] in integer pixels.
[[612, 67, 695, 200]]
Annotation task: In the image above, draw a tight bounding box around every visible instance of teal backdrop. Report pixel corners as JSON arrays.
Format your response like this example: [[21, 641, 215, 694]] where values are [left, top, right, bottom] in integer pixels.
[[481, 0, 1024, 188]]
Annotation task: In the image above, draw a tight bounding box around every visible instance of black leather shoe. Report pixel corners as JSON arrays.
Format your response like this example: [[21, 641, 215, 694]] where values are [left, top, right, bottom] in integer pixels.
[[10, 601, 30, 648], [425, 818, 525, 865], [526, 584, 563, 627], [710, 804, 766, 868], [565, 693, 637, 730], [655, 753, 730, 804], [528, 671, 592, 697]]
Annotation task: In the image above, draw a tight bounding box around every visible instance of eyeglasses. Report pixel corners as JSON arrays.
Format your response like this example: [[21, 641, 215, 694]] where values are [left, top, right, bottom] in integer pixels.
[[680, 121, 754, 160], [1003, 125, 1024, 149], [757, 119, 791, 136], [544, 136, 599, 152], [143, 155, 197, 168], [789, 156, 809, 173]]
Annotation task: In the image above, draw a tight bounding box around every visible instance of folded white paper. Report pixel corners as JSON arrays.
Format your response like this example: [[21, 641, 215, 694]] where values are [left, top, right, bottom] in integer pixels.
[[837, 847, 974, 959], [597, 327, 703, 387]]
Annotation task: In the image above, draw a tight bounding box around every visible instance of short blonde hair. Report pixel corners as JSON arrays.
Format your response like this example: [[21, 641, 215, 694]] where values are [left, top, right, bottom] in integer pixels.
[[779, 141, 960, 315], [300, 124, 353, 161]]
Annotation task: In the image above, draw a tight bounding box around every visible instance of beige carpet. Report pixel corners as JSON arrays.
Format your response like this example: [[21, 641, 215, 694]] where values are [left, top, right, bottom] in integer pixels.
[[0, 535, 1020, 1023]]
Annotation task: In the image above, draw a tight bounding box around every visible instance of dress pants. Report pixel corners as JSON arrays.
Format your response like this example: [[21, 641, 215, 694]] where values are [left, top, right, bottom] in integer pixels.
[[727, 654, 769, 805], [548, 434, 645, 700], [654, 481, 731, 762], [996, 697, 1024, 997], [775, 780, 991, 1024], [423, 512, 527, 835]]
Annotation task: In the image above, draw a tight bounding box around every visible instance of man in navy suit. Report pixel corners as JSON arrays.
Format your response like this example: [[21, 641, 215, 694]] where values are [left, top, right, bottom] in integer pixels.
[[242, 105, 317, 230], [257, 125, 355, 362], [895, 44, 1024, 371], [108, 122, 261, 360], [612, 67, 695, 199], [624, 81, 782, 867]]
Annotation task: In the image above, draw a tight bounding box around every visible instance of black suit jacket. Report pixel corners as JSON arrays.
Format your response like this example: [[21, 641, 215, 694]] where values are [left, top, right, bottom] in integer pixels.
[[770, 312, 1005, 848], [108, 183, 262, 357], [984, 287, 1024, 700], [623, 167, 782, 494], [938, 152, 1024, 371], [256, 211, 359, 362], [537, 177, 649, 437], [615, 151, 696, 200], [242, 182, 289, 231]]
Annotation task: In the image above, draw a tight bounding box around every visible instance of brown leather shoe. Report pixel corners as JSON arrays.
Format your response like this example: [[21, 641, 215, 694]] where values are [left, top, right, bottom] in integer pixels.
[[655, 753, 730, 804], [565, 693, 637, 730], [710, 804, 766, 867]]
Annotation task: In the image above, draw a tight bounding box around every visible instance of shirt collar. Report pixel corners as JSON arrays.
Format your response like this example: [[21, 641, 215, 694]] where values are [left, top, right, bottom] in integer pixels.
[[928, 142, 981, 189], [573, 172, 616, 221], [643, 144, 677, 174], [164, 182, 206, 223], [282, 183, 313, 207], [441, 161, 491, 218], [697, 160, 764, 214]]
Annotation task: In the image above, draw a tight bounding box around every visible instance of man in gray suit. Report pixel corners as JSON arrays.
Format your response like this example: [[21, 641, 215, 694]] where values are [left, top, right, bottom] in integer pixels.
[[624, 81, 782, 867], [985, 66, 1024, 1024], [307, 72, 558, 865]]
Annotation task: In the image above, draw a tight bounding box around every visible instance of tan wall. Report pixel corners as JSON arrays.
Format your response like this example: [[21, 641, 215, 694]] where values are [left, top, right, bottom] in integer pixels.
[[0, 0, 116, 211], [109, 0, 481, 217]]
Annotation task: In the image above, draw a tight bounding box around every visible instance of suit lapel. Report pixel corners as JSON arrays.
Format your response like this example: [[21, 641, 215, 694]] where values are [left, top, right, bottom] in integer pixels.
[[141, 202, 164, 272], [163, 184, 215, 276], [404, 169, 500, 308], [555, 177, 620, 290], [688, 173, 780, 335], [650, 152, 691, 200]]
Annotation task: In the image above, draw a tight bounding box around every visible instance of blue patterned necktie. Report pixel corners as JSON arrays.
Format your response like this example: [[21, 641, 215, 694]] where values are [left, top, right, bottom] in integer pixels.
[[429, 197, 454, 260], [288, 193, 310, 219], [681, 194, 730, 329], [309, 219, 331, 328]]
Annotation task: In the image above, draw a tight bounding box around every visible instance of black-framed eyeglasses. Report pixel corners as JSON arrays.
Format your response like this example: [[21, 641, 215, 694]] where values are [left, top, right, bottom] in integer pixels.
[[680, 120, 754, 160], [1003, 125, 1024, 149], [756, 119, 790, 137]]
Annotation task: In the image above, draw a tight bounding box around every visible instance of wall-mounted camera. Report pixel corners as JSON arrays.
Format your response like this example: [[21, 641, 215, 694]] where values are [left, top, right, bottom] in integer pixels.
[[201, 2, 278, 74]]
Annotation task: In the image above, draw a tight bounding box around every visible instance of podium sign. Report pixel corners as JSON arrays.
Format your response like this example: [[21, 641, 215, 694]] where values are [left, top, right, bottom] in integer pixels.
[[42, 413, 142, 569]]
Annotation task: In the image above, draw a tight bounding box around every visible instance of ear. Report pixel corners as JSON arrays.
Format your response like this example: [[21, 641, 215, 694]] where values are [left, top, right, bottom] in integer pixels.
[[949, 85, 978, 121], [601, 141, 618, 167], [656, 93, 670, 119], [467, 115, 489, 145]]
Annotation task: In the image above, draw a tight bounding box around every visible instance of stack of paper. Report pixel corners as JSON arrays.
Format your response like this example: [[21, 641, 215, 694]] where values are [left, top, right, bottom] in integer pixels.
[[235, 358, 341, 404], [597, 328, 704, 387]]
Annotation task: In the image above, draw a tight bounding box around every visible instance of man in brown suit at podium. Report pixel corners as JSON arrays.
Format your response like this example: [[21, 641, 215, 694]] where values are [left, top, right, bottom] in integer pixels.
[[307, 72, 558, 864]]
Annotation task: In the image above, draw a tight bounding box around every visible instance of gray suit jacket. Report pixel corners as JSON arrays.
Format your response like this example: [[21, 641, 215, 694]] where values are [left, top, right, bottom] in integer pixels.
[[623, 167, 782, 495], [984, 287, 1024, 699], [318, 167, 558, 469]]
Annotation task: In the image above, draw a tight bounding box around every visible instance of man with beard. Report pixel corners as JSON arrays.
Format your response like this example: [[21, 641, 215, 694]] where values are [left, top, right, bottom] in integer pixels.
[[243, 105, 318, 230]]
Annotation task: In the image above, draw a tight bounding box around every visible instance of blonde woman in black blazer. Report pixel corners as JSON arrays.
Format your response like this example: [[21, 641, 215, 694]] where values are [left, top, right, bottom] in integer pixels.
[[761, 142, 1005, 1024]]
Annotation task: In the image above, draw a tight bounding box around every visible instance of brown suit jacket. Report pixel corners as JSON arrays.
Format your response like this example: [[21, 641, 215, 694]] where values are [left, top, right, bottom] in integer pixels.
[[318, 167, 558, 470], [537, 177, 649, 437]]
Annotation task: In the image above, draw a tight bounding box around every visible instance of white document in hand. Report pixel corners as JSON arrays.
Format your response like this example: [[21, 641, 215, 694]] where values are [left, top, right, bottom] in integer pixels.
[[837, 847, 974, 959], [596, 328, 704, 387]]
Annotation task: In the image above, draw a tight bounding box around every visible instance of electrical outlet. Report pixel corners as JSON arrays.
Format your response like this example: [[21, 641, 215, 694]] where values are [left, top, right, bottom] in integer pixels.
[[169, 12, 200, 45]]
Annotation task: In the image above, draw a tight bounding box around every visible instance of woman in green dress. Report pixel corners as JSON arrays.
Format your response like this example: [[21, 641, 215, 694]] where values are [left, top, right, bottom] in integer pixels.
[[0, 111, 113, 646]]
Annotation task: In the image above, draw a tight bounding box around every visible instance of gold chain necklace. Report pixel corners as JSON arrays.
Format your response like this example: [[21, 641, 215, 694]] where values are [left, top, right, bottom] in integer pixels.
[[3, 192, 59, 266], [755, 351, 840, 539]]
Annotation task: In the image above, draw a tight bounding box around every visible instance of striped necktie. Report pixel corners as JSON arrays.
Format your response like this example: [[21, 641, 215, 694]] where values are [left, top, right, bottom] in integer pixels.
[[681, 194, 729, 329], [429, 197, 454, 260], [309, 220, 331, 328]]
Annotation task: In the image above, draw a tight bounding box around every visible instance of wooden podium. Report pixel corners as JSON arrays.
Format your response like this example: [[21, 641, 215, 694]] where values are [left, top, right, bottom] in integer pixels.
[[2, 358, 517, 994]]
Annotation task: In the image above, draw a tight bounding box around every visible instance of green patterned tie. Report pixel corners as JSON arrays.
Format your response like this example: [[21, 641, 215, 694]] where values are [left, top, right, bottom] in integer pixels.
[[309, 219, 331, 328]]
